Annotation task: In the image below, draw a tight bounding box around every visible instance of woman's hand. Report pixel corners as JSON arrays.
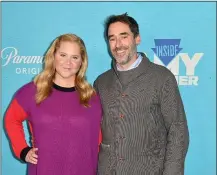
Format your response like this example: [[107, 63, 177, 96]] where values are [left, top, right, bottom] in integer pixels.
[[25, 148, 38, 164]]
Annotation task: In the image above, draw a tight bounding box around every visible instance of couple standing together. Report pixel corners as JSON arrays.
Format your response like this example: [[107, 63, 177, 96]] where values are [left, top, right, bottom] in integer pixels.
[[5, 13, 189, 175]]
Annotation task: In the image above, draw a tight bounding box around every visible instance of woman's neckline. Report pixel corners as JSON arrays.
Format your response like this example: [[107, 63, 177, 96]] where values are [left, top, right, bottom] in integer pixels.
[[53, 83, 76, 92]]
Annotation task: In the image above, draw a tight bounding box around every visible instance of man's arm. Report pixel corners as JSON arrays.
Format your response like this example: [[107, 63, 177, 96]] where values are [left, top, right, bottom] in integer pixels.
[[160, 74, 189, 175], [93, 79, 99, 93]]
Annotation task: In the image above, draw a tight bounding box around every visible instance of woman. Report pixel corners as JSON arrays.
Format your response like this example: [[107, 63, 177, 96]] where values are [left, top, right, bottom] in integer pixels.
[[5, 33, 102, 175]]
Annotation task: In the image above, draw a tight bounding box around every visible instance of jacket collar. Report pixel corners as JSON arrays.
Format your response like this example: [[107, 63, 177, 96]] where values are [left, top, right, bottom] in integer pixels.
[[112, 52, 151, 87]]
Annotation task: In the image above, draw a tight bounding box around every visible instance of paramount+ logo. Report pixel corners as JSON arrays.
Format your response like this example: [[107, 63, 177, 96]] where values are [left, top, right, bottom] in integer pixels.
[[1, 47, 43, 75], [151, 39, 203, 86]]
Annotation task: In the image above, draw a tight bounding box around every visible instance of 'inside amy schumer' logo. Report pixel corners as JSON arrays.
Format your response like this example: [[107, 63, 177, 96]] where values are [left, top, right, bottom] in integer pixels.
[[151, 39, 203, 86]]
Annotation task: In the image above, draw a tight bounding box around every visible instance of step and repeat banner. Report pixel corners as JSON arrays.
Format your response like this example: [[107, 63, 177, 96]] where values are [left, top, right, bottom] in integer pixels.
[[1, 2, 216, 175]]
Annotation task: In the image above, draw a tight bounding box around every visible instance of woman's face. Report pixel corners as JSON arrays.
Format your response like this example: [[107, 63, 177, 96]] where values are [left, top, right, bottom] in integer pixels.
[[54, 41, 82, 81]]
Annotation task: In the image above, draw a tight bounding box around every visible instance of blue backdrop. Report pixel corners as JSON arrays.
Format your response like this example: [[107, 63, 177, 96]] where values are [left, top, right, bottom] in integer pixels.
[[1, 2, 216, 175]]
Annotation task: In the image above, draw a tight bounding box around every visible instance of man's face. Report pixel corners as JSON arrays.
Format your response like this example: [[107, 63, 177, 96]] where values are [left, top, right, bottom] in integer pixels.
[[108, 22, 140, 67]]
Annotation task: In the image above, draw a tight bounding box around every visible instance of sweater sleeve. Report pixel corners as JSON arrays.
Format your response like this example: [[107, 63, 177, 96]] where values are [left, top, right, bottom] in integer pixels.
[[160, 74, 189, 175], [93, 79, 99, 94], [94, 79, 102, 149], [5, 98, 29, 159]]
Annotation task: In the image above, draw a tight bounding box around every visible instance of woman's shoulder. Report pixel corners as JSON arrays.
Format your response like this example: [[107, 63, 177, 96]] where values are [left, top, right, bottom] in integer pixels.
[[15, 81, 36, 98]]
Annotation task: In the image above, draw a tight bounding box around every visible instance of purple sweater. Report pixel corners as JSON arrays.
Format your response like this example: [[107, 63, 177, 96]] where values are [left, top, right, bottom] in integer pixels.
[[6, 82, 102, 175]]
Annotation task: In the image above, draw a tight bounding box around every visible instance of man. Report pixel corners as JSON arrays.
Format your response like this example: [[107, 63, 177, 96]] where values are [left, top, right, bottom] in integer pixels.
[[94, 13, 189, 175]]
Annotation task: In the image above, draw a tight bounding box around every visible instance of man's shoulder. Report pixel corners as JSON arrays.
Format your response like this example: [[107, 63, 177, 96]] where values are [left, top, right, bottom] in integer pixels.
[[149, 61, 176, 80], [95, 68, 114, 83]]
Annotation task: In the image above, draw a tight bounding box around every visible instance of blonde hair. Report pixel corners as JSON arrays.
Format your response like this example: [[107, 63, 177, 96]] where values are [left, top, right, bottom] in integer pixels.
[[34, 33, 95, 107]]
